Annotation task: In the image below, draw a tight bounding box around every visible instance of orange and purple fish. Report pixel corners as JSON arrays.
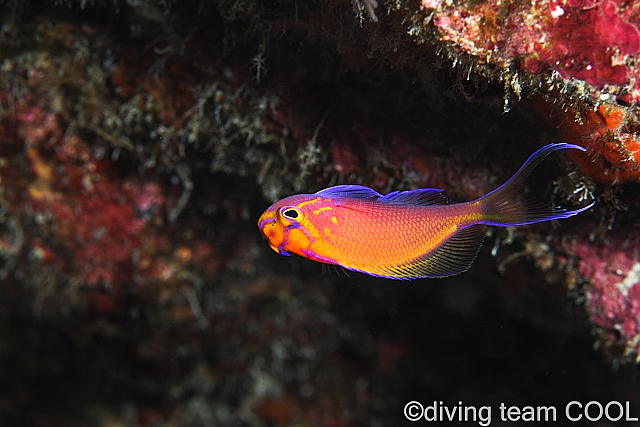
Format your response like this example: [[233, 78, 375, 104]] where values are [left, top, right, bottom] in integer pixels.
[[257, 143, 594, 280]]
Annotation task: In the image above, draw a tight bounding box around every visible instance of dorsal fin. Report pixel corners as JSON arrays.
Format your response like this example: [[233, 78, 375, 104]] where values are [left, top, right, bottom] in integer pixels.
[[315, 185, 382, 199], [378, 189, 454, 206], [316, 185, 454, 206]]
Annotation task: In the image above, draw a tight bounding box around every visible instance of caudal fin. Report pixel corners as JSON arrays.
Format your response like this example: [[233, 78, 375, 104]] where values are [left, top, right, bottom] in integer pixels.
[[477, 143, 594, 226]]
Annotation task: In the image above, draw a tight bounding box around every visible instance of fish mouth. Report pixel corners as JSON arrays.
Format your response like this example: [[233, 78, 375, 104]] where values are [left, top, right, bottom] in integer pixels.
[[270, 243, 291, 256], [258, 211, 288, 255]]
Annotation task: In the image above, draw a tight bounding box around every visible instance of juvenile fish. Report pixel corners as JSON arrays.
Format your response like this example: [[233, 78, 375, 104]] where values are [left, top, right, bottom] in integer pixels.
[[257, 143, 594, 280]]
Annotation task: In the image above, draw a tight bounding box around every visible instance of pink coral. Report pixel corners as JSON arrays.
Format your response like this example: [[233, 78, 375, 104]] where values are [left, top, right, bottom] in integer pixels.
[[563, 230, 640, 362], [530, 0, 640, 86], [0, 97, 220, 314], [423, 0, 640, 101], [13, 108, 164, 289]]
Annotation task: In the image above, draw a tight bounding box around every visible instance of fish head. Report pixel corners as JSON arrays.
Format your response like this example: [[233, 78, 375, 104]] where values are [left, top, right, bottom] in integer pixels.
[[258, 194, 322, 257]]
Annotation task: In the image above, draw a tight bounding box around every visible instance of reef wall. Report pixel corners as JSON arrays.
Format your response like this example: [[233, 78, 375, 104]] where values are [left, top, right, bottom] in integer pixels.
[[0, 0, 639, 425]]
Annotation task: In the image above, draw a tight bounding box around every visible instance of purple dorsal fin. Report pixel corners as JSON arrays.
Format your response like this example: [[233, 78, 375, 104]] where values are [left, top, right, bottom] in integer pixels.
[[378, 188, 454, 206], [315, 185, 382, 199]]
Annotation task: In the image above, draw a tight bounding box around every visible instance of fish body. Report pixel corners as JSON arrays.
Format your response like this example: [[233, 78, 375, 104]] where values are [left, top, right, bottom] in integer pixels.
[[257, 143, 594, 279]]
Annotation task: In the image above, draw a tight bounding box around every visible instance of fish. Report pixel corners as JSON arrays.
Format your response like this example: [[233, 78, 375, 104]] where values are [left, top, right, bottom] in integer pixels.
[[257, 143, 594, 280]]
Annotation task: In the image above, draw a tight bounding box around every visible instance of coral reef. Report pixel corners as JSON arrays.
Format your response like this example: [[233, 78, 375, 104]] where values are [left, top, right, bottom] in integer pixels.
[[423, 0, 640, 93], [415, 0, 640, 361], [562, 229, 640, 363], [532, 99, 640, 184], [0, 0, 639, 426], [421, 0, 640, 185]]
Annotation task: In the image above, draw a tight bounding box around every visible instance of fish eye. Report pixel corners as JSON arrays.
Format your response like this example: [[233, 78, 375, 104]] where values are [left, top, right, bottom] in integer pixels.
[[280, 206, 303, 221], [283, 209, 298, 219]]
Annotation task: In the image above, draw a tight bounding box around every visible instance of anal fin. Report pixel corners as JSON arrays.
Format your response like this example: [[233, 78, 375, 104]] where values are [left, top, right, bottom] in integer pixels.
[[383, 224, 487, 279]]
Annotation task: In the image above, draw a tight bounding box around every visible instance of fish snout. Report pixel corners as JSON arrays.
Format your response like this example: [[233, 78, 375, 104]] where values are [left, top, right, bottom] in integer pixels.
[[258, 212, 286, 253]]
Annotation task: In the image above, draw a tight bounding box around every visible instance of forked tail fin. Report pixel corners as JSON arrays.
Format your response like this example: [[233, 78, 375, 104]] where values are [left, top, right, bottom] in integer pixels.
[[477, 143, 594, 226]]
